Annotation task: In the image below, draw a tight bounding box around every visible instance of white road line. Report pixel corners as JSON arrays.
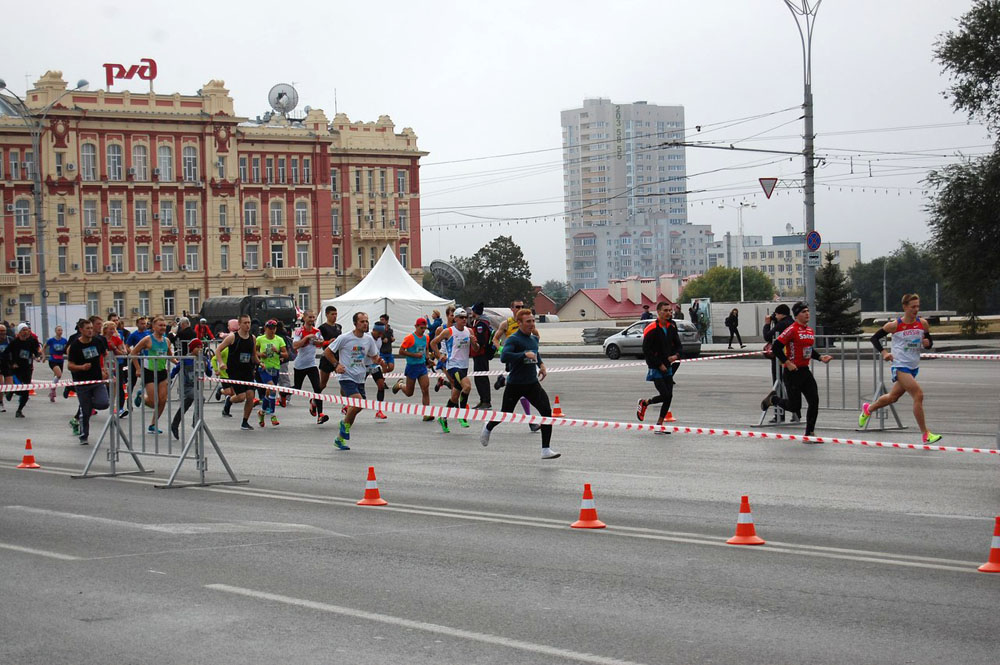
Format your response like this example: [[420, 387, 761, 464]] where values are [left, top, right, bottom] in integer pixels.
[[0, 542, 80, 560], [206, 583, 648, 665], [906, 512, 993, 521]]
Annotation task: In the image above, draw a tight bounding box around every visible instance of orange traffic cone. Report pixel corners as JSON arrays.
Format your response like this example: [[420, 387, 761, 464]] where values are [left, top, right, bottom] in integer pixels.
[[571, 483, 606, 529], [552, 395, 564, 418], [978, 516, 1000, 573], [16, 438, 41, 469], [357, 466, 388, 506], [726, 495, 765, 545], [664, 411, 676, 422], [28, 389, 36, 396]]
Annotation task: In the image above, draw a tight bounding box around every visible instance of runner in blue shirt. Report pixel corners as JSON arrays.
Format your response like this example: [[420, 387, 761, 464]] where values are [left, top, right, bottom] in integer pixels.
[[44, 325, 68, 402]]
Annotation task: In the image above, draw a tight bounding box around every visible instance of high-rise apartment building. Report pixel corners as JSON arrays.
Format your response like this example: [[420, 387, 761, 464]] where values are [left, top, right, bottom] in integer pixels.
[[562, 98, 688, 289]]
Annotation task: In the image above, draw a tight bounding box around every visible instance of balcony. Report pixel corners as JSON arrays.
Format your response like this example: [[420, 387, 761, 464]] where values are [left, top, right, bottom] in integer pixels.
[[266, 267, 300, 280], [0, 274, 20, 286], [358, 227, 398, 240]]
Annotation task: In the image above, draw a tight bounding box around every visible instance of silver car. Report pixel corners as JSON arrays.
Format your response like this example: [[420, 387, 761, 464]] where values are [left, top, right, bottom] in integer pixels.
[[603, 319, 701, 359]]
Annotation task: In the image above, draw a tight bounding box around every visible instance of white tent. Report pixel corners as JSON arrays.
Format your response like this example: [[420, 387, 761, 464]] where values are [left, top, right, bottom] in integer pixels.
[[321, 245, 453, 326]]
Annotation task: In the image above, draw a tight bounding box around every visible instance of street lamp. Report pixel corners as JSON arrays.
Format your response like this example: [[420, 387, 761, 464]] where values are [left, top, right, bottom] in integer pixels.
[[0, 76, 88, 340], [719, 202, 756, 302], [784, 0, 821, 317]]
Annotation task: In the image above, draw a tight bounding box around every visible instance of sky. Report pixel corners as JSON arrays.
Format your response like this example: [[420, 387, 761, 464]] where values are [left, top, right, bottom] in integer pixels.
[[2, 0, 992, 283]]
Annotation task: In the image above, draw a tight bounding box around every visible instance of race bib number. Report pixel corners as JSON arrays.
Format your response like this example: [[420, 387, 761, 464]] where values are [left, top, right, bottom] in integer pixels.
[[82, 346, 99, 359], [239, 352, 251, 363], [19, 349, 31, 359]]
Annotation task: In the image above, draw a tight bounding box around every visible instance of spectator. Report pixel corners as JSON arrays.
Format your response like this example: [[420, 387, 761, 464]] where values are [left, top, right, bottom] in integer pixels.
[[725, 308, 745, 349]]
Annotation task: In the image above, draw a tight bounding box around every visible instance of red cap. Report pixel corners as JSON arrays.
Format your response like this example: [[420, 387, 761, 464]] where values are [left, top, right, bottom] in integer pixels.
[[415, 317, 428, 326], [265, 319, 278, 327]]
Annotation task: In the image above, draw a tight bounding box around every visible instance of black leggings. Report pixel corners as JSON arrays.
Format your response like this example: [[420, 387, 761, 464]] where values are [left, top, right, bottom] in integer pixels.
[[775, 366, 819, 432], [486, 381, 552, 447], [646, 377, 674, 422], [727, 327, 743, 346], [473, 355, 491, 404], [294, 366, 323, 414]]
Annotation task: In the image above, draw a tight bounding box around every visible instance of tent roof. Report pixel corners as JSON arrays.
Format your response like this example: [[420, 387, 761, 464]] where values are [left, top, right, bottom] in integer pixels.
[[331, 245, 451, 304]]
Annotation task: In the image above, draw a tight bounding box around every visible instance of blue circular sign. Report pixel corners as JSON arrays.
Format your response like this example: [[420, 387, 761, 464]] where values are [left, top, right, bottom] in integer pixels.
[[806, 230, 822, 251]]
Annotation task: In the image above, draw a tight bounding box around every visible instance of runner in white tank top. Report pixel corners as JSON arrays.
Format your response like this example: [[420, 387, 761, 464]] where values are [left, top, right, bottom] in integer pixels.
[[430, 308, 479, 433]]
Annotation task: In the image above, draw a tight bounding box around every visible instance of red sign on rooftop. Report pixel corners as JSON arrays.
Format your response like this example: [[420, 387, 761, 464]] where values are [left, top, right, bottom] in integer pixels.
[[103, 58, 157, 88]]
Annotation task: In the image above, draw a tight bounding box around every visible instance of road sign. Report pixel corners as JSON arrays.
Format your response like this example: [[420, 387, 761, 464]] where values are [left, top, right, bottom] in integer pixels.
[[806, 251, 822, 267], [806, 230, 822, 251], [759, 177, 778, 199]]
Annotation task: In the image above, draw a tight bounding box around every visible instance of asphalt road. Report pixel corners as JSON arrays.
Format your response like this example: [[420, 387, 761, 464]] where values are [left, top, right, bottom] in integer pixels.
[[2, 357, 998, 664]]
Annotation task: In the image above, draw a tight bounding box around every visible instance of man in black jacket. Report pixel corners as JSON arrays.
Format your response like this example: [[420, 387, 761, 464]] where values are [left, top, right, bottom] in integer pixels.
[[636, 302, 683, 433]]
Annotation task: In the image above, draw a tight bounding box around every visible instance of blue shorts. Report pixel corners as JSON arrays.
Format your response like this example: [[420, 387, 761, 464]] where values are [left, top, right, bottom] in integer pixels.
[[404, 364, 428, 380], [891, 366, 918, 382], [258, 368, 280, 385], [380, 352, 394, 365], [339, 379, 367, 399]]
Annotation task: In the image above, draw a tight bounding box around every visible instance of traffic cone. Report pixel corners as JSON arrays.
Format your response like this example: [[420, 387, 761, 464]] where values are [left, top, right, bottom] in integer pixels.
[[16, 438, 41, 469], [726, 495, 765, 545], [570, 483, 606, 529], [664, 411, 676, 422], [357, 466, 388, 506], [978, 516, 1000, 573], [28, 389, 36, 396], [552, 395, 564, 418]]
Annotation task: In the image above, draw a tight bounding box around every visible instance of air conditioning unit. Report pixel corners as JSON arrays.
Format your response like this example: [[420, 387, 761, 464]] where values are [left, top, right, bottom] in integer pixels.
[[66, 162, 76, 171], [84, 229, 95, 237], [5, 204, 14, 212], [198, 180, 205, 188], [380, 192, 387, 198], [104, 266, 112, 272], [333, 193, 340, 200], [153, 168, 161, 176], [128, 167, 136, 176], [179, 264, 187, 271], [68, 207, 77, 215], [4, 307, 12, 315], [244, 227, 254, 236], [241, 261, 248, 269], [7, 297, 16, 305], [154, 255, 161, 262], [72, 263, 80, 270], [389, 221, 396, 227], [153, 213, 160, 220], [102, 217, 110, 224], [131, 307, 140, 314], [264, 262, 271, 269], [332, 230, 340, 236]]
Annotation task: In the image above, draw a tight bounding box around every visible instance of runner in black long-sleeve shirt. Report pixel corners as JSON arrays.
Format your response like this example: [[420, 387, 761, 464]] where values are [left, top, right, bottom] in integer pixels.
[[635, 302, 683, 433]]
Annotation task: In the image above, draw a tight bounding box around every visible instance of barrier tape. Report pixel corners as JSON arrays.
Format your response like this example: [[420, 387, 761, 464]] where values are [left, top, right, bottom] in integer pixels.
[[0, 378, 109, 393], [922, 353, 1000, 361], [204, 376, 999, 457]]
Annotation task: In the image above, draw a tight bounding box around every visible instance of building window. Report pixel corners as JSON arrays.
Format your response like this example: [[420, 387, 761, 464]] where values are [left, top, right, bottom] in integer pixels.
[[297, 286, 310, 312], [330, 168, 338, 192], [331, 208, 340, 235], [84, 246, 99, 273], [109, 200, 123, 227], [354, 169, 362, 193], [132, 144, 148, 181], [15, 247, 32, 274], [239, 156, 247, 182], [157, 145, 173, 181], [163, 290, 175, 316], [139, 290, 150, 316], [277, 157, 286, 183], [58, 246, 68, 274], [160, 200, 175, 227], [251, 156, 260, 183], [113, 292, 125, 316], [366, 169, 374, 192], [220, 245, 229, 272], [81, 144, 97, 181], [399, 245, 408, 270], [271, 244, 284, 268], [87, 292, 99, 317], [269, 200, 283, 230], [302, 158, 311, 183], [58, 292, 68, 306], [110, 246, 124, 273], [369, 247, 376, 268], [135, 200, 149, 227], [185, 200, 199, 228], [161, 245, 175, 272], [137, 246, 150, 273], [265, 157, 274, 183], [379, 169, 387, 192], [188, 289, 200, 315], [182, 146, 198, 182], [397, 169, 406, 194], [333, 247, 340, 272], [24, 151, 35, 178], [295, 201, 308, 227], [185, 245, 200, 271], [83, 200, 98, 227], [244, 201, 258, 226], [398, 209, 407, 231], [291, 158, 299, 184], [357, 247, 363, 268], [246, 244, 259, 270], [8, 149, 19, 179], [217, 156, 225, 180], [219, 203, 228, 229], [14, 200, 30, 227], [296, 243, 309, 268]]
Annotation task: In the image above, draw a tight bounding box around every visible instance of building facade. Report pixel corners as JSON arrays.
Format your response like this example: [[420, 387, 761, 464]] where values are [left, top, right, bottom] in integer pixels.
[[0, 71, 425, 324], [562, 98, 688, 289]]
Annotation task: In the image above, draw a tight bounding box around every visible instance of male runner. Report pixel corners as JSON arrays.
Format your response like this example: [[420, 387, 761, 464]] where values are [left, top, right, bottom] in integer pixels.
[[5, 323, 42, 418], [491, 298, 539, 429], [762, 302, 833, 440], [480, 309, 560, 459], [65, 318, 109, 444], [469, 303, 494, 409], [430, 307, 478, 432], [370, 321, 392, 420], [433, 305, 456, 392], [212, 319, 239, 412], [392, 317, 435, 421], [292, 311, 328, 425], [215, 314, 259, 430], [102, 321, 129, 417], [44, 325, 68, 402], [636, 302, 682, 433], [124, 317, 150, 404], [255, 319, 288, 427], [317, 305, 343, 393], [130, 316, 175, 434], [859, 293, 941, 443], [326, 311, 384, 450]]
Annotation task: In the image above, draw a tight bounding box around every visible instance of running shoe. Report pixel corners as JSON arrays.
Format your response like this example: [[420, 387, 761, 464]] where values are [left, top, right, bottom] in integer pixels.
[[241, 421, 254, 431], [480, 423, 491, 446], [541, 447, 561, 460], [391, 379, 404, 395], [472, 402, 492, 410], [68, 390, 76, 398], [375, 410, 388, 420], [458, 418, 469, 428], [222, 402, 232, 417], [270, 415, 280, 426], [147, 424, 163, 435], [258, 410, 266, 428], [49, 388, 56, 403], [317, 414, 330, 425], [437, 417, 450, 434], [15, 410, 24, 418], [333, 436, 351, 451], [170, 425, 180, 441], [133, 388, 144, 408], [78, 436, 88, 446], [636, 398, 648, 422], [279, 394, 287, 408], [789, 414, 801, 423], [0, 403, 5, 412], [434, 376, 445, 392], [654, 428, 671, 436], [494, 375, 506, 390], [760, 390, 776, 412], [341, 406, 348, 415], [422, 415, 435, 422], [858, 402, 872, 427], [802, 431, 823, 444], [215, 387, 223, 401], [922, 432, 942, 444], [309, 400, 317, 417], [69, 417, 80, 436], [118, 408, 129, 419], [253, 398, 261, 407], [339, 421, 351, 441], [529, 423, 541, 433]]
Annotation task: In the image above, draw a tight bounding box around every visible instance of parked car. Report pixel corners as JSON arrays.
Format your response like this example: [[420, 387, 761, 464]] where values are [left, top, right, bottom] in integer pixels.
[[603, 319, 701, 359], [199, 295, 297, 336]]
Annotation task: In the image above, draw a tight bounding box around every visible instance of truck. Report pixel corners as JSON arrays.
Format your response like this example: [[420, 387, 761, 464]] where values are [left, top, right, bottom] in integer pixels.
[[198, 295, 297, 336]]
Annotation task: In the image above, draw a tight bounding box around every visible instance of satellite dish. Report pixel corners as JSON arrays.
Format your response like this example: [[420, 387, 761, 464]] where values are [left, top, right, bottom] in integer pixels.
[[785, 223, 794, 235], [267, 83, 299, 115], [429, 260, 465, 292]]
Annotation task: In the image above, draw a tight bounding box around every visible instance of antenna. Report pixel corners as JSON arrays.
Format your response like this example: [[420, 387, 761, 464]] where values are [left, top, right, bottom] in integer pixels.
[[267, 83, 299, 116], [334, 88, 338, 115], [785, 223, 794, 235]]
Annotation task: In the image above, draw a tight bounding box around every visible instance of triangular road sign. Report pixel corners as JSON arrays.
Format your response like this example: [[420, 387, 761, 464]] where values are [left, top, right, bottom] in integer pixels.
[[759, 177, 778, 199]]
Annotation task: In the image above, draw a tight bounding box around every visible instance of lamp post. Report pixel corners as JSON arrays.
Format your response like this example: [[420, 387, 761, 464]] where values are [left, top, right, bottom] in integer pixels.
[[719, 202, 756, 302], [784, 0, 821, 316], [0, 76, 87, 340]]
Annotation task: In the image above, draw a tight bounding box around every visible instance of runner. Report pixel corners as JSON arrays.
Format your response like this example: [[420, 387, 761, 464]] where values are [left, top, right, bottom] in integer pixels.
[[124, 317, 150, 405], [317, 305, 343, 394], [859, 293, 941, 443], [326, 311, 384, 451], [0, 323, 12, 411], [370, 320, 393, 419], [635, 302, 682, 434], [65, 318, 109, 444], [255, 319, 288, 427], [761, 302, 833, 440], [391, 317, 435, 421], [215, 314, 259, 430], [480, 309, 560, 459], [275, 321, 293, 408], [130, 315, 175, 434], [292, 311, 329, 425], [44, 325, 68, 402], [433, 305, 456, 393], [469, 302, 495, 409], [762, 304, 797, 423], [5, 323, 42, 418], [212, 319, 239, 414], [430, 307, 478, 433], [170, 337, 205, 441], [101, 321, 129, 417], [491, 298, 539, 428], [377, 314, 396, 374]]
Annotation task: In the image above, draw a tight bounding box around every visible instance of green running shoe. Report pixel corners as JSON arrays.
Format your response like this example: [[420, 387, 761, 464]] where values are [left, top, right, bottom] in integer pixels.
[[339, 420, 351, 440], [70, 417, 80, 437], [858, 402, 872, 427], [437, 417, 450, 434], [457, 418, 469, 428], [922, 432, 942, 444], [333, 436, 351, 451]]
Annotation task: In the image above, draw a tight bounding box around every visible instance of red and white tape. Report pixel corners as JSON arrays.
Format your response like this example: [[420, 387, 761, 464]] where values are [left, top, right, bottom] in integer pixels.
[[923, 353, 1000, 361], [0, 378, 109, 393]]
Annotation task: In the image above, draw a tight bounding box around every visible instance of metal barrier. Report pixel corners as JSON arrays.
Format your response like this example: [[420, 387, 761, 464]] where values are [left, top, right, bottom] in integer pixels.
[[73, 354, 245, 488]]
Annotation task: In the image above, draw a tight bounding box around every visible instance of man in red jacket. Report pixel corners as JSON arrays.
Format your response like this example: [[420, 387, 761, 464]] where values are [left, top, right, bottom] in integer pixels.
[[194, 318, 213, 341], [636, 302, 683, 433]]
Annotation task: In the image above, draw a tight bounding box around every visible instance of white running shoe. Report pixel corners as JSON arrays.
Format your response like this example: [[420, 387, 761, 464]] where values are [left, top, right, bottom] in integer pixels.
[[541, 447, 561, 460], [479, 423, 491, 447]]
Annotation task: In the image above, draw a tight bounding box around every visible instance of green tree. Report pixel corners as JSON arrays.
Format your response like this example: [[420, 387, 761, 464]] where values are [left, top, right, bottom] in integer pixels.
[[681, 266, 774, 302], [847, 241, 954, 311], [467, 236, 534, 306], [816, 252, 861, 335], [540, 279, 572, 307]]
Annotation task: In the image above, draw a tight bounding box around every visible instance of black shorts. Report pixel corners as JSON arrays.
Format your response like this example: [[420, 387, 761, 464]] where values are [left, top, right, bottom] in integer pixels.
[[225, 370, 255, 394], [368, 365, 384, 383], [448, 367, 469, 383], [319, 356, 337, 374], [143, 367, 169, 386], [49, 360, 64, 370]]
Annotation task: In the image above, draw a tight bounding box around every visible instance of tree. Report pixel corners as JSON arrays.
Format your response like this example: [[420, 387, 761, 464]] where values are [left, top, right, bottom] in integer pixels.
[[816, 252, 861, 335], [934, 0, 1000, 134], [540, 279, 572, 308], [847, 241, 954, 311], [467, 236, 534, 306], [681, 266, 774, 302]]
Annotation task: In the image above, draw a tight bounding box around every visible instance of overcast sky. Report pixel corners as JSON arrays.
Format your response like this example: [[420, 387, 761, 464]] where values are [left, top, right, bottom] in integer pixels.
[[3, 0, 991, 283]]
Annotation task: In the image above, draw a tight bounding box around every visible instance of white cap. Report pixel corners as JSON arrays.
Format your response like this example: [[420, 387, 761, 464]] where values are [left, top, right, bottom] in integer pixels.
[[15, 322, 29, 334], [454, 308, 467, 317]]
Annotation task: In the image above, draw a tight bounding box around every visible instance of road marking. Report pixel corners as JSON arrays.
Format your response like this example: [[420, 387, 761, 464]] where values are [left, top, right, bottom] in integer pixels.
[[0, 542, 80, 560], [906, 512, 993, 521], [206, 583, 648, 665]]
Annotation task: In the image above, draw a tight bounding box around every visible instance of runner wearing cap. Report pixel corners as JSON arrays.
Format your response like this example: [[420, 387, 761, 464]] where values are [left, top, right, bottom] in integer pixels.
[[292, 311, 328, 425], [859, 293, 941, 443], [5, 323, 42, 418], [392, 317, 435, 420], [326, 311, 384, 451], [255, 319, 288, 427], [430, 307, 478, 433]]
